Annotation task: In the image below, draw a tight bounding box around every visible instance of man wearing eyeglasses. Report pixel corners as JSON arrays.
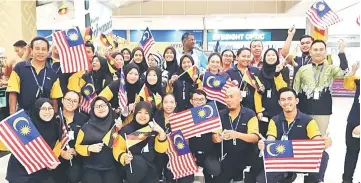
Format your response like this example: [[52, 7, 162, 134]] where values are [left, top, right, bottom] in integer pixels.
[[281, 26, 348, 87]]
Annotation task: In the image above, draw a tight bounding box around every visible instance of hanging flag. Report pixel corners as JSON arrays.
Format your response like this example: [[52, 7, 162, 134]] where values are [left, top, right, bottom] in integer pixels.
[[167, 130, 198, 179], [169, 101, 222, 139], [100, 33, 115, 48], [118, 69, 127, 112], [80, 77, 97, 113], [125, 126, 152, 148], [139, 27, 155, 57], [102, 125, 120, 148], [0, 110, 60, 174], [203, 72, 236, 105], [53, 27, 89, 73], [83, 27, 93, 43], [57, 108, 69, 150], [306, 0, 342, 30], [178, 65, 201, 84], [263, 140, 325, 173]]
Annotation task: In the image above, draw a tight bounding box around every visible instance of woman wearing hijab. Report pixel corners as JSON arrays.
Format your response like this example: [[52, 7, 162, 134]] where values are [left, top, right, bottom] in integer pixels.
[[258, 48, 289, 136], [75, 96, 121, 183], [147, 52, 163, 68], [131, 47, 148, 76], [53, 91, 89, 183], [6, 98, 61, 183], [121, 48, 132, 67], [99, 63, 142, 116], [162, 46, 179, 80], [144, 67, 166, 109], [79, 56, 113, 95], [221, 49, 235, 72], [169, 55, 199, 111], [113, 101, 168, 183]]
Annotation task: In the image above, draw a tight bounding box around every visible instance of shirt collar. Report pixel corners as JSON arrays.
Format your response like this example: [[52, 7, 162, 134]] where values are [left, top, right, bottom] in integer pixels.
[[279, 110, 301, 122], [25, 59, 51, 69]]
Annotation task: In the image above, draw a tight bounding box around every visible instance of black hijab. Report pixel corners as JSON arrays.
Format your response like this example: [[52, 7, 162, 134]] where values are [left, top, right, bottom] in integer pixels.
[[145, 67, 163, 96], [30, 98, 61, 149], [124, 101, 153, 134], [121, 48, 132, 64], [91, 56, 112, 94], [87, 96, 114, 134], [125, 63, 141, 104], [162, 46, 179, 77], [131, 47, 148, 75]]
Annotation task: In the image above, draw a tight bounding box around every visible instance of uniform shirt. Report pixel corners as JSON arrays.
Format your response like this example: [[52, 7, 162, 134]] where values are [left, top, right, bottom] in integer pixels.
[[46, 57, 73, 94], [267, 110, 321, 140], [344, 76, 360, 125], [67, 71, 86, 93], [6, 60, 63, 111]]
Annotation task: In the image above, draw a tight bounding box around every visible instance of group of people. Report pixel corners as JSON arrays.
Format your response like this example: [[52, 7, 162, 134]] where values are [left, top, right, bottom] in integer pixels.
[[0, 25, 359, 183]]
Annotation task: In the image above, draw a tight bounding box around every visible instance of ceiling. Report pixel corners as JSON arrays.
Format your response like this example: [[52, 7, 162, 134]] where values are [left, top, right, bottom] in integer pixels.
[[112, 0, 301, 16]]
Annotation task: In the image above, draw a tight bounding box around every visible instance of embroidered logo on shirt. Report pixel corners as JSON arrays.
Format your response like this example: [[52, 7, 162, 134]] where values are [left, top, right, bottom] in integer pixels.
[[297, 125, 303, 128]]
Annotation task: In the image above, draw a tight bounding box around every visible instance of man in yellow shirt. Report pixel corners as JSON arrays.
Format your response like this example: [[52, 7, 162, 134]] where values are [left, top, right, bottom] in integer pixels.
[[7, 37, 63, 114], [257, 87, 332, 183]]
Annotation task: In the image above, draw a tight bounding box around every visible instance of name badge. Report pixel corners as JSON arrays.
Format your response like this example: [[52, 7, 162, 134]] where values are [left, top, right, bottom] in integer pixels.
[[233, 139, 237, 146], [68, 131, 74, 140], [241, 91, 247, 97], [281, 135, 288, 141], [313, 92, 320, 100], [267, 90, 272, 98], [143, 143, 149, 153], [195, 134, 201, 138], [261, 117, 269, 122]]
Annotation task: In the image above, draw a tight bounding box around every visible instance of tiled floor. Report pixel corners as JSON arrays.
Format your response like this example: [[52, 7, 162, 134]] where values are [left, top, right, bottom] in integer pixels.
[[0, 97, 359, 183]]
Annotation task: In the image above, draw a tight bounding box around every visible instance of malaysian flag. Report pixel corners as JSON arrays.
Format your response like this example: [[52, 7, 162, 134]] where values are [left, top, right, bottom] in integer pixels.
[[118, 69, 127, 111], [53, 27, 89, 73], [203, 72, 236, 105], [263, 140, 325, 173], [169, 101, 222, 139], [139, 27, 155, 56], [306, 0, 342, 30], [167, 130, 198, 179], [80, 76, 97, 113], [57, 108, 69, 150], [0, 110, 60, 174]]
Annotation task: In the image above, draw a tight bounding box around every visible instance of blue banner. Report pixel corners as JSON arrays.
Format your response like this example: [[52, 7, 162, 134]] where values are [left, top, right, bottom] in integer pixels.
[[112, 30, 126, 38], [37, 30, 54, 41], [130, 30, 203, 43], [208, 30, 272, 42]]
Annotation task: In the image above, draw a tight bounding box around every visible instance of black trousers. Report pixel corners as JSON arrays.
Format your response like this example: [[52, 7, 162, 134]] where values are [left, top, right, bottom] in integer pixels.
[[9, 176, 55, 183], [343, 122, 360, 182], [52, 158, 83, 183], [128, 166, 160, 183], [82, 167, 120, 183]]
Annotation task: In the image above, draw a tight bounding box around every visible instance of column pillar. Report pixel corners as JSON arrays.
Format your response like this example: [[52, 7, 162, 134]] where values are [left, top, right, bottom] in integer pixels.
[[0, 1, 36, 58]]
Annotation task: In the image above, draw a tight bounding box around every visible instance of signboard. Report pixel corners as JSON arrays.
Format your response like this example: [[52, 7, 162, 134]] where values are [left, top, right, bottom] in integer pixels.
[[89, 0, 112, 37], [208, 30, 272, 42]]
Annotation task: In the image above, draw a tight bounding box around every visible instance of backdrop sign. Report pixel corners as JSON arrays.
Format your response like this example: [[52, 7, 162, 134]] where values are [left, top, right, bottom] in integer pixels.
[[208, 30, 272, 42], [89, 0, 112, 37]]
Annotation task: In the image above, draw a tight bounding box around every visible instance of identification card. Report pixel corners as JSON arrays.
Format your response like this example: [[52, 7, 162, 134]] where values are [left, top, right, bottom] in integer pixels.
[[143, 143, 149, 153], [233, 139, 237, 146], [195, 134, 201, 138], [241, 91, 247, 97], [261, 117, 269, 122], [267, 90, 272, 98], [313, 92, 320, 100], [68, 130, 74, 140], [36, 88, 40, 98], [281, 135, 288, 141]]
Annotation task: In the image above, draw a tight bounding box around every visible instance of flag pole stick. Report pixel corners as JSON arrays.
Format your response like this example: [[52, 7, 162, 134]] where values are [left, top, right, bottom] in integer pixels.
[[124, 133, 133, 173], [178, 65, 196, 78]]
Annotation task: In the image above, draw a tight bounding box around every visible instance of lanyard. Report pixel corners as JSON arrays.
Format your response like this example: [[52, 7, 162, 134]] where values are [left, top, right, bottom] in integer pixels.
[[313, 65, 324, 85], [31, 67, 47, 94], [301, 56, 311, 66], [228, 115, 241, 131], [238, 70, 246, 91], [282, 120, 295, 137], [51, 62, 61, 74]]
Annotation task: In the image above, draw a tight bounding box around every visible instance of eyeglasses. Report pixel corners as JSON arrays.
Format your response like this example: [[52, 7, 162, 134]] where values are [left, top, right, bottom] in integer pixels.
[[64, 98, 79, 104], [192, 98, 206, 102], [40, 107, 54, 112], [94, 103, 108, 109]]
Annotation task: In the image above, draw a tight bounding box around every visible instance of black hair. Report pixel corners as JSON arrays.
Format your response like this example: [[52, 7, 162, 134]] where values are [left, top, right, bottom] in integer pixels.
[[13, 40, 27, 47], [221, 49, 235, 57], [278, 87, 297, 100], [190, 89, 207, 99], [30, 37, 50, 50], [162, 93, 176, 103], [114, 41, 119, 48], [181, 32, 194, 42], [236, 47, 251, 56], [85, 41, 95, 53], [208, 52, 223, 65], [311, 40, 327, 48], [111, 52, 123, 59], [63, 90, 81, 101], [250, 40, 263, 48], [300, 35, 314, 42]]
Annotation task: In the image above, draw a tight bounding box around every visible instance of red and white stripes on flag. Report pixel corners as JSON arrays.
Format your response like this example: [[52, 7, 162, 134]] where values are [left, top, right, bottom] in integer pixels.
[[166, 135, 198, 179], [139, 27, 155, 56], [80, 96, 95, 114], [53, 27, 89, 73], [118, 70, 127, 111], [306, 0, 342, 30], [58, 110, 70, 150], [264, 140, 324, 173], [0, 111, 59, 174], [203, 79, 235, 105]]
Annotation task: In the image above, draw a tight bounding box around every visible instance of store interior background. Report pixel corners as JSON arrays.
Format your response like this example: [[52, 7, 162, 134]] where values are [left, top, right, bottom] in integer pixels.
[[0, 0, 360, 182]]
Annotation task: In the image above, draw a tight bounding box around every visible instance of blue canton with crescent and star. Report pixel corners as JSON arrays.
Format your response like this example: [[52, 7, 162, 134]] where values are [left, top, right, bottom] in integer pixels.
[[190, 101, 218, 125], [171, 130, 191, 156], [264, 140, 294, 158], [64, 27, 84, 47]]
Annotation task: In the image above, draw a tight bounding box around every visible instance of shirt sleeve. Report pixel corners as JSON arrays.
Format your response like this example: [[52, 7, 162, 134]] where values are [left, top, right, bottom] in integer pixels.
[[155, 135, 169, 153], [266, 119, 277, 138], [52, 140, 61, 158], [274, 73, 288, 91], [99, 86, 114, 101], [307, 119, 321, 139], [344, 76, 358, 91], [67, 71, 86, 92], [247, 116, 259, 135], [50, 78, 63, 99], [6, 69, 21, 93], [75, 130, 90, 157], [113, 134, 127, 166]]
